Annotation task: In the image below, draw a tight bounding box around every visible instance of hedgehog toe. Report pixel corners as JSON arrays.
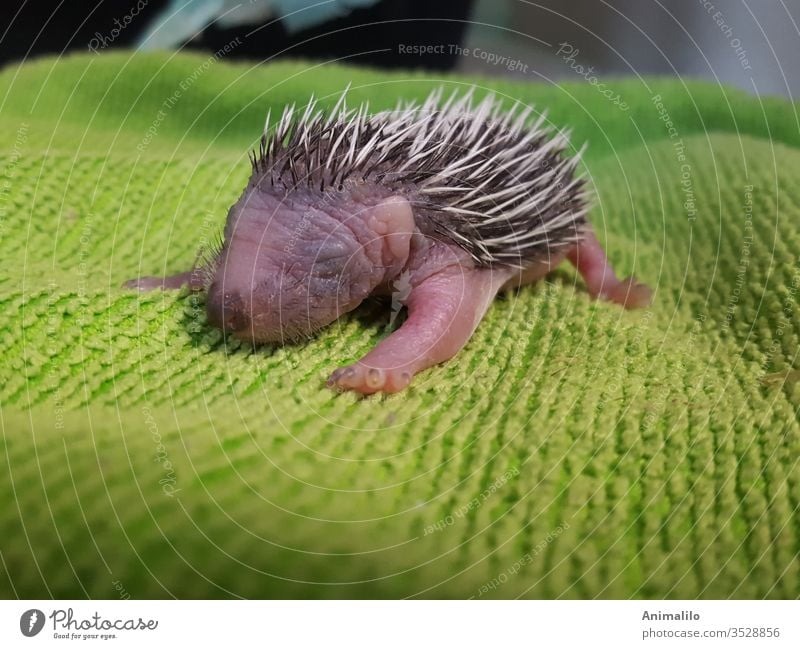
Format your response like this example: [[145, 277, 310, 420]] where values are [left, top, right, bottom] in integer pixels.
[[327, 363, 413, 395], [607, 277, 653, 309]]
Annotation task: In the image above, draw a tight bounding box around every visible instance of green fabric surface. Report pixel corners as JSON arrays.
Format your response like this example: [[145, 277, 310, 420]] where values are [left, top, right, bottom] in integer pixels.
[[1, 52, 799, 599]]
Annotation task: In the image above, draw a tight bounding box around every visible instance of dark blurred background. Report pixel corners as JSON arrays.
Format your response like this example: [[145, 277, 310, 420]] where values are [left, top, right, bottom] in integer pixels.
[[1, 0, 798, 97]]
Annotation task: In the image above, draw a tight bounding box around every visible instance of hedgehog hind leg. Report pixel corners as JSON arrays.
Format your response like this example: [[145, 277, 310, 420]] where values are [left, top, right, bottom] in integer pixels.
[[566, 229, 652, 309], [123, 270, 204, 291], [327, 265, 514, 395]]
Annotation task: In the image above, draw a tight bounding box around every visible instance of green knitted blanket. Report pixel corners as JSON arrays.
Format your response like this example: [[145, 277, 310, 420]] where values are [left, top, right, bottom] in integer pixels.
[[1, 52, 798, 599]]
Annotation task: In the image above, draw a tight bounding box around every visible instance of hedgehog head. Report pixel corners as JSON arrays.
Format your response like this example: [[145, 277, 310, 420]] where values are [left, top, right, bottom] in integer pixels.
[[204, 184, 379, 343]]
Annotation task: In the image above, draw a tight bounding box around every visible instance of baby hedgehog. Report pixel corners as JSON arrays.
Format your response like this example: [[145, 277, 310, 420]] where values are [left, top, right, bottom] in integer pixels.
[[126, 88, 652, 394]]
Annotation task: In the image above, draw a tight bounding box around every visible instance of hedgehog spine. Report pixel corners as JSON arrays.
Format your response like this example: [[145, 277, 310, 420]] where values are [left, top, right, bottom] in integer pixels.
[[251, 87, 590, 268]]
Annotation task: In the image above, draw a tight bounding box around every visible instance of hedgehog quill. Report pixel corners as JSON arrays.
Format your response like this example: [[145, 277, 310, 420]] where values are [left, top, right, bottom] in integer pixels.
[[126, 88, 652, 394]]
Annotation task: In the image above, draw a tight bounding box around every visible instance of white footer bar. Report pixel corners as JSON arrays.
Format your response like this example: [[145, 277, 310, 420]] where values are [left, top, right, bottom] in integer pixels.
[[1, 600, 797, 648]]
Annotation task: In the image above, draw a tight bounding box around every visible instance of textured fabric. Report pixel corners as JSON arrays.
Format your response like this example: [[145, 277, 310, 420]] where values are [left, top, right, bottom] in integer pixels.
[[0, 53, 799, 599]]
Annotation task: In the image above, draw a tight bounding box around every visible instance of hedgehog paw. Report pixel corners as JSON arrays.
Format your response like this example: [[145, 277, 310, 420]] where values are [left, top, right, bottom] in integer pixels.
[[327, 363, 413, 395], [123, 276, 171, 291], [605, 276, 653, 309], [123, 270, 202, 292]]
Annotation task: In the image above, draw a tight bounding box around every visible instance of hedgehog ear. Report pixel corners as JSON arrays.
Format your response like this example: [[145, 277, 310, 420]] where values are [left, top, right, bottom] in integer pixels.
[[367, 195, 416, 267]]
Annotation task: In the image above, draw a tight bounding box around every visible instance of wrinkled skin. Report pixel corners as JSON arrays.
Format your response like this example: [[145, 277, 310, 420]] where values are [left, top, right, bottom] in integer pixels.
[[126, 182, 651, 394]]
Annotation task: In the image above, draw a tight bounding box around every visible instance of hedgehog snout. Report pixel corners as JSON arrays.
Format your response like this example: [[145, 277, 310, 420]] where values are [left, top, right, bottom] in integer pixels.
[[206, 285, 250, 335]]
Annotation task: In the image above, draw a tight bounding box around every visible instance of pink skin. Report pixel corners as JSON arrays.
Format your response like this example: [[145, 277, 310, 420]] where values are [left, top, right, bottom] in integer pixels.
[[126, 194, 651, 395], [327, 208, 651, 394], [327, 263, 511, 393], [124, 270, 204, 291], [565, 230, 652, 309]]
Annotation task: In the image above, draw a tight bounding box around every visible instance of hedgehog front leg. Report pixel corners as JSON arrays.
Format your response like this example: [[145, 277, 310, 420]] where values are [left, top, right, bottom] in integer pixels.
[[327, 265, 513, 394], [567, 229, 652, 309], [123, 270, 204, 291]]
